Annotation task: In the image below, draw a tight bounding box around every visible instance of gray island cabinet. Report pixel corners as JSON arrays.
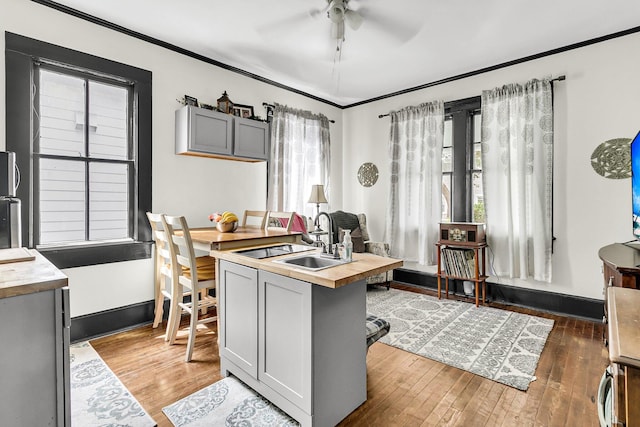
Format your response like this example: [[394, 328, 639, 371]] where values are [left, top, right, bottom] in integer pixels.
[[216, 249, 401, 427], [0, 249, 70, 427]]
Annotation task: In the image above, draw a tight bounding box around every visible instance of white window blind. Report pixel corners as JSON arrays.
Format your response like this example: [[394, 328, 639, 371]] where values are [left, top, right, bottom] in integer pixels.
[[37, 68, 131, 246]]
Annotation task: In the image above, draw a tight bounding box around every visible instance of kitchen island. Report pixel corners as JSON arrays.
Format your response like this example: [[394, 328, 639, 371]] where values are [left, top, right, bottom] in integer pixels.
[[0, 248, 70, 426], [213, 245, 402, 427]]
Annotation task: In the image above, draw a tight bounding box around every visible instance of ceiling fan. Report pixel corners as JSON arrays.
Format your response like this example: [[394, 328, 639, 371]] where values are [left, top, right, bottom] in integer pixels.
[[311, 0, 363, 40], [256, 0, 420, 55]]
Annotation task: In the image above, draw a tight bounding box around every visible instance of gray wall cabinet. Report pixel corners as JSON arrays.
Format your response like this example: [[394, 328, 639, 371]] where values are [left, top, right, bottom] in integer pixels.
[[175, 106, 269, 161], [218, 260, 367, 427]]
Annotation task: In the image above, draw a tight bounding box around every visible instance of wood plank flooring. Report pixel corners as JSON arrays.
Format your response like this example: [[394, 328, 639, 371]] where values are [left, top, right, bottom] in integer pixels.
[[89, 284, 609, 427]]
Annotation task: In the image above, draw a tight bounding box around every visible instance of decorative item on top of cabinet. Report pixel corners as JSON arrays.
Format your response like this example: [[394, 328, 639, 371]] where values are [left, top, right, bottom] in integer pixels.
[[175, 105, 269, 162], [217, 91, 234, 114], [184, 95, 198, 107], [233, 104, 254, 119]]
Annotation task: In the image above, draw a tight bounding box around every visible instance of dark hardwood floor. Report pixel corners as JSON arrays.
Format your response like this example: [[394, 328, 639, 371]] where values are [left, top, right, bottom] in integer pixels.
[[90, 284, 609, 427]]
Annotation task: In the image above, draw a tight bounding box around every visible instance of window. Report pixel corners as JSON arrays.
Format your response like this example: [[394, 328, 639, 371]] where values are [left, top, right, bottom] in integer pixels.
[[441, 97, 483, 223], [5, 33, 152, 268], [36, 67, 133, 246]]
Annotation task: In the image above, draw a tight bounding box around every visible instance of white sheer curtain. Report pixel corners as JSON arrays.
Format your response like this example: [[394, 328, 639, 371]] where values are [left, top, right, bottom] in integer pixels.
[[384, 101, 444, 265], [481, 78, 553, 282], [267, 103, 331, 219]]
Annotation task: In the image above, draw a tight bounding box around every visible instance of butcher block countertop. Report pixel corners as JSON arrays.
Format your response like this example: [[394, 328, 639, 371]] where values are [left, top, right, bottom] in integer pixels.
[[0, 248, 68, 299], [212, 244, 403, 289]]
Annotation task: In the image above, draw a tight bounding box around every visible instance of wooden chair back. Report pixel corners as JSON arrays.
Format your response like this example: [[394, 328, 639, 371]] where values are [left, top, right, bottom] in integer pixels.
[[242, 210, 268, 229], [265, 211, 295, 232]]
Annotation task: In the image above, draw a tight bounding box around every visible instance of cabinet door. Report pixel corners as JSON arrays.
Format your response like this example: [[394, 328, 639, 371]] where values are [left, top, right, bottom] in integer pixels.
[[175, 106, 232, 156], [0, 288, 69, 426], [258, 270, 312, 412], [219, 260, 259, 379], [233, 117, 269, 160]]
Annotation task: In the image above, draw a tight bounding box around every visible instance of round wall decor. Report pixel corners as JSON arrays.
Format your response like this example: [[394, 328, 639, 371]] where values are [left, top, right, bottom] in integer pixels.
[[591, 138, 632, 179], [357, 162, 379, 187]]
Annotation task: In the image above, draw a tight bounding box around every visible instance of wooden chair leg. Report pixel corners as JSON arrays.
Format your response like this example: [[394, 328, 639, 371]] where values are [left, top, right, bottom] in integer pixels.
[[199, 289, 208, 315], [152, 256, 164, 328], [152, 277, 165, 328], [185, 298, 199, 362], [167, 305, 181, 344], [166, 288, 182, 344]]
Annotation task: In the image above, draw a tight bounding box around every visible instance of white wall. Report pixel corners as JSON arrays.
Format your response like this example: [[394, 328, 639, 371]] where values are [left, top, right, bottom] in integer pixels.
[[342, 32, 640, 300], [0, 0, 342, 317], [2, 0, 636, 313]]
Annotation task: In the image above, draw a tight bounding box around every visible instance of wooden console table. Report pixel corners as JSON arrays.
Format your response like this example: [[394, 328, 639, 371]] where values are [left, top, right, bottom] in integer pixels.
[[598, 242, 640, 289], [606, 286, 640, 427], [436, 241, 487, 307]]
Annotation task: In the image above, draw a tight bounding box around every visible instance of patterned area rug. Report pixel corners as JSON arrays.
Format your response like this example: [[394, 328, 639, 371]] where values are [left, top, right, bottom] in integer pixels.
[[163, 375, 298, 427], [70, 342, 156, 426], [366, 288, 554, 391]]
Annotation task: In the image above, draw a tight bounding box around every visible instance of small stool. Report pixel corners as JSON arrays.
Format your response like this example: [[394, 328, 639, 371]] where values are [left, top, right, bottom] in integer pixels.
[[366, 313, 390, 350]]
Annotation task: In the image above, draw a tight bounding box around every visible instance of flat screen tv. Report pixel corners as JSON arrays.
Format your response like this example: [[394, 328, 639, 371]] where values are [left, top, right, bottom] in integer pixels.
[[632, 131, 640, 239]]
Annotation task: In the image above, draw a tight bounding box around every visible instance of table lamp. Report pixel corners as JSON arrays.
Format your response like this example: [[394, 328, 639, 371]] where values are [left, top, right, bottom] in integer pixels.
[[308, 184, 328, 217], [308, 184, 328, 235]]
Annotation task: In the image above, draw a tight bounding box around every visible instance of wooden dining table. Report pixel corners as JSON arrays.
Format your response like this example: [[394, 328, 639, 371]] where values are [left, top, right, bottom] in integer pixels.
[[188, 226, 302, 255]]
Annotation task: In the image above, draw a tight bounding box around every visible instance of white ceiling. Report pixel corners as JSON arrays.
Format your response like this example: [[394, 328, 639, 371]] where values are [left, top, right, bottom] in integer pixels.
[[49, 0, 640, 107]]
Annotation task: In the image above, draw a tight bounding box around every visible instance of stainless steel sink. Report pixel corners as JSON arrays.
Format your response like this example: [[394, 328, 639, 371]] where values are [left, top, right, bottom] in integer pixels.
[[274, 254, 349, 271]]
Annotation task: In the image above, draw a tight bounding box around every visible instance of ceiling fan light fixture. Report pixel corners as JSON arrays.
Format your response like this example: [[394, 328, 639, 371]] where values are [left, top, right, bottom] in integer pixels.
[[328, 0, 345, 23], [330, 20, 345, 39]]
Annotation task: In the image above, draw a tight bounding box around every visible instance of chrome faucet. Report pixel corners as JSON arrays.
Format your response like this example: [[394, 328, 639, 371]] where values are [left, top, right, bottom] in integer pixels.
[[313, 212, 334, 255]]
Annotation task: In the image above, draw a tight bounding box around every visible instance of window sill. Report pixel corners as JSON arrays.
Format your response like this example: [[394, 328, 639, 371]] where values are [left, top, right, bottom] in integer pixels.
[[38, 241, 152, 269]]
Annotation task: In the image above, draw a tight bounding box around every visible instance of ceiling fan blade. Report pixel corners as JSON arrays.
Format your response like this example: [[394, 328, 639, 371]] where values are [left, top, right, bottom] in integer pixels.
[[357, 7, 421, 42], [309, 1, 330, 19], [256, 10, 319, 36], [344, 9, 362, 30]]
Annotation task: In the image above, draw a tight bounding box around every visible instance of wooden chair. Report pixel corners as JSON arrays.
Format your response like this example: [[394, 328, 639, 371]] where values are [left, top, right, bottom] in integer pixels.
[[146, 212, 173, 331], [163, 214, 218, 362], [265, 211, 295, 232], [242, 210, 268, 229], [147, 212, 215, 340]]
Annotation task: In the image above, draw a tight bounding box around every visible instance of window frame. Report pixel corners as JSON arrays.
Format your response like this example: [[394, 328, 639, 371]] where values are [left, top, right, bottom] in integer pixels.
[[5, 32, 152, 268], [443, 96, 482, 223], [34, 65, 136, 246]]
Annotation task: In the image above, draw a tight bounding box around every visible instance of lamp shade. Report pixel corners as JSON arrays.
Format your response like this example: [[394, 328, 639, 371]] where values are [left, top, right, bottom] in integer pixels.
[[308, 184, 328, 204]]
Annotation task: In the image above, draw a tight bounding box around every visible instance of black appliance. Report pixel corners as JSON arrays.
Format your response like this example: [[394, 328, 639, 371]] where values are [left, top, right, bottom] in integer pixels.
[[0, 152, 22, 249], [234, 244, 314, 259]]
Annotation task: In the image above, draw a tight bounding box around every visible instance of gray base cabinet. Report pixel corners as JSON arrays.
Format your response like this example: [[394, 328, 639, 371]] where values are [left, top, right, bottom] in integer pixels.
[[219, 260, 367, 427], [175, 106, 269, 161], [0, 287, 70, 426]]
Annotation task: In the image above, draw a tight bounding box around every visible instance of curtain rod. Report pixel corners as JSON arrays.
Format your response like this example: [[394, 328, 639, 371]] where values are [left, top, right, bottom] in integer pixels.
[[263, 102, 335, 123], [377, 75, 567, 119]]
